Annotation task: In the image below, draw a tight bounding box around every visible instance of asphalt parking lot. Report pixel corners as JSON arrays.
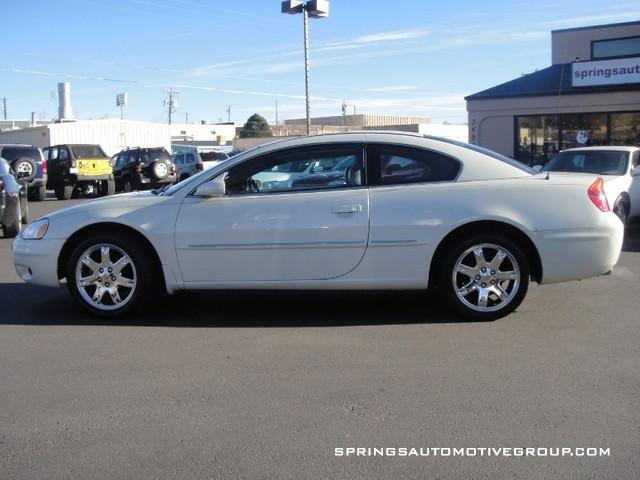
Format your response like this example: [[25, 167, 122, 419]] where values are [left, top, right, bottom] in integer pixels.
[[1, 198, 639, 479]]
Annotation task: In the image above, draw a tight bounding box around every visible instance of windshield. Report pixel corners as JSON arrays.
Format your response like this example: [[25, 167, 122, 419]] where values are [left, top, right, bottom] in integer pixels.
[[542, 150, 629, 175], [71, 145, 107, 159]]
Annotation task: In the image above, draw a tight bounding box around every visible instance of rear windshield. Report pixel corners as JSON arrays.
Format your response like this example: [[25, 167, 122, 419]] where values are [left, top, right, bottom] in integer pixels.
[[0, 147, 42, 162], [141, 149, 171, 164], [543, 150, 629, 175], [71, 145, 107, 159], [423, 136, 536, 174]]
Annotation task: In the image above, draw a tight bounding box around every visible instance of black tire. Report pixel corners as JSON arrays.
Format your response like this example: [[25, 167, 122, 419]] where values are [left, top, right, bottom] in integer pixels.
[[179, 174, 190, 182], [66, 233, 161, 317], [11, 157, 37, 183], [2, 207, 21, 238], [99, 179, 116, 197], [55, 184, 74, 200], [150, 161, 169, 180], [123, 178, 134, 193], [35, 184, 47, 201], [438, 234, 530, 321], [21, 198, 29, 224], [613, 199, 628, 226]]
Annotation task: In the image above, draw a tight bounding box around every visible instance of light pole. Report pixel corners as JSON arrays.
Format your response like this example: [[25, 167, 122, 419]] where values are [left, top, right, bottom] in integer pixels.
[[281, 0, 329, 135]]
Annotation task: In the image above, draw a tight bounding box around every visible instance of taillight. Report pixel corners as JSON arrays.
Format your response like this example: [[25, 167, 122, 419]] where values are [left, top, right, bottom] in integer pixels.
[[0, 179, 4, 192], [70, 159, 76, 168], [42, 160, 47, 175], [587, 177, 610, 212], [170, 164, 176, 175], [196, 163, 204, 172], [136, 163, 143, 174]]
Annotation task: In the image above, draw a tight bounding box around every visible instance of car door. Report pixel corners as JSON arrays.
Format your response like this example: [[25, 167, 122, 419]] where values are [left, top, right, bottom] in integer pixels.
[[175, 143, 369, 284]]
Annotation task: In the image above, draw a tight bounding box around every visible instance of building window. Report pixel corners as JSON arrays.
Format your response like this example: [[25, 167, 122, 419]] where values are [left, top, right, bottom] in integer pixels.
[[610, 112, 640, 145], [516, 115, 559, 165], [560, 113, 608, 150], [516, 111, 640, 166], [592, 36, 640, 60]]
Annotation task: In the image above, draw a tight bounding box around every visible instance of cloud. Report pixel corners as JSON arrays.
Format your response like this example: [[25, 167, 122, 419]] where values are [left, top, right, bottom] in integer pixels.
[[353, 29, 430, 43], [365, 85, 418, 92]]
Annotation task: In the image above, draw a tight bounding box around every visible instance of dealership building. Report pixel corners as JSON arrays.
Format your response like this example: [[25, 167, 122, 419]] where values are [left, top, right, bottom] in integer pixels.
[[466, 21, 640, 164]]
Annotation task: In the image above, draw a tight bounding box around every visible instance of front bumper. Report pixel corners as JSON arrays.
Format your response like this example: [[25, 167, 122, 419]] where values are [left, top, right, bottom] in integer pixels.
[[12, 236, 65, 287]]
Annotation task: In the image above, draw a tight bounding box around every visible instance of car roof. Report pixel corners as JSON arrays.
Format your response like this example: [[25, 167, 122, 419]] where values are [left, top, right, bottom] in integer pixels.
[[0, 143, 38, 148], [561, 146, 639, 153]]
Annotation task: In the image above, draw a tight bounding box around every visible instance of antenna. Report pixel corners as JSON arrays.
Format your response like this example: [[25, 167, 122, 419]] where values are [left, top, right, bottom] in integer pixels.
[[226, 105, 232, 123]]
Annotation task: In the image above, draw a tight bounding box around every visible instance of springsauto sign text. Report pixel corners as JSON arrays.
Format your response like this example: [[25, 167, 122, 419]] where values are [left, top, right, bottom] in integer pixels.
[[572, 56, 640, 87]]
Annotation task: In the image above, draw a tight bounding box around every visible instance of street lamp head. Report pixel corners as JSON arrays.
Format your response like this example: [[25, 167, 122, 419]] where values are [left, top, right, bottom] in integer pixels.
[[281, 0, 304, 14], [307, 0, 329, 17]]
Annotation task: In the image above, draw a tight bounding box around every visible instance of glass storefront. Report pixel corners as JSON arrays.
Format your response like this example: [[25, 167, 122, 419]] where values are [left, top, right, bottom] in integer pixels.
[[516, 111, 640, 165]]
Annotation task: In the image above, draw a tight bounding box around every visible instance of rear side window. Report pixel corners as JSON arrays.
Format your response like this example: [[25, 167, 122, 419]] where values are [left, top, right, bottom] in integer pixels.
[[141, 149, 170, 164], [0, 147, 42, 162], [368, 144, 461, 186], [186, 153, 195, 163]]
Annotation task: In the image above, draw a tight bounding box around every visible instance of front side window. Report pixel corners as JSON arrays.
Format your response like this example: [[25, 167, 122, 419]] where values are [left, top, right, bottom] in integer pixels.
[[368, 144, 460, 186], [225, 144, 364, 195]]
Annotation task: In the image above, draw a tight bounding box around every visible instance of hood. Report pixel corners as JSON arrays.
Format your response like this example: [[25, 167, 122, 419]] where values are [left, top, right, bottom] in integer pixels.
[[42, 191, 169, 222]]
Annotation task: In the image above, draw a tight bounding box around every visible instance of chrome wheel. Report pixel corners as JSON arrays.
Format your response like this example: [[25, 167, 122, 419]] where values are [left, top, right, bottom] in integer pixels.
[[75, 244, 137, 311], [452, 243, 520, 313]]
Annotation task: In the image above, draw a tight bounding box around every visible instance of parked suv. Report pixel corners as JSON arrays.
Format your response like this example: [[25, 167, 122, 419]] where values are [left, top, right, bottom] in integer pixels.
[[0, 144, 47, 201], [46, 144, 115, 200], [172, 150, 204, 182], [113, 147, 176, 192]]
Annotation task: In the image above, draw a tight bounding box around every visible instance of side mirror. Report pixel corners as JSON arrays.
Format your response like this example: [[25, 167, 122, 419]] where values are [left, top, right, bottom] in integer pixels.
[[532, 165, 543, 173], [631, 165, 640, 177], [194, 176, 226, 198]]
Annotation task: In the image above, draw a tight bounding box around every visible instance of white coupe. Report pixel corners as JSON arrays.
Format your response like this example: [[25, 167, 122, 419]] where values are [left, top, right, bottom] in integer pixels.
[[12, 133, 624, 320]]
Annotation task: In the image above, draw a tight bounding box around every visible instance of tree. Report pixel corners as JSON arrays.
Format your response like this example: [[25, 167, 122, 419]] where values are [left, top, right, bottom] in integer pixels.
[[240, 113, 273, 138]]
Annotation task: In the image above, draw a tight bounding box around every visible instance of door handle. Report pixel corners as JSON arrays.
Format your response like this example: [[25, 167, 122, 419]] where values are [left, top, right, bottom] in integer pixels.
[[332, 205, 362, 214]]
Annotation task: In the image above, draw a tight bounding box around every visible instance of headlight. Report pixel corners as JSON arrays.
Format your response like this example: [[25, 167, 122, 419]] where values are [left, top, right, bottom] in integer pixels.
[[22, 218, 49, 240]]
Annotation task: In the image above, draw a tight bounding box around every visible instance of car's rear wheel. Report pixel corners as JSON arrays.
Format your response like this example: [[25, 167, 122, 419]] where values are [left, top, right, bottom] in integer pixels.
[[67, 234, 159, 317], [613, 199, 628, 226], [99, 179, 116, 196], [2, 207, 21, 238], [123, 178, 134, 193], [439, 235, 529, 320], [55, 183, 74, 200], [31, 184, 47, 201]]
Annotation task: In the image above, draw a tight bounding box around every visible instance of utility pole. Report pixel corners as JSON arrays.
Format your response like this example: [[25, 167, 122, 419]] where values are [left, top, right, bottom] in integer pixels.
[[282, 1, 329, 136], [185, 112, 189, 124], [164, 89, 179, 125], [275, 98, 279, 135], [2, 97, 6, 120], [226, 105, 231, 123]]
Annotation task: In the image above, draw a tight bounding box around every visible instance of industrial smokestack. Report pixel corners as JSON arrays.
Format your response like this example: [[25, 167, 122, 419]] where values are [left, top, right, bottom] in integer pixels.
[[57, 82, 74, 120]]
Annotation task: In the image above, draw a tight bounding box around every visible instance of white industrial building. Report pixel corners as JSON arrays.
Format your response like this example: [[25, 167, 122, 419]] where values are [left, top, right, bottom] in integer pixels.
[[0, 119, 171, 156]]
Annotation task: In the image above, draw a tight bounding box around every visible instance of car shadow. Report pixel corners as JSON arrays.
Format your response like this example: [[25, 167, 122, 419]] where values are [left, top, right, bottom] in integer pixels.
[[0, 283, 479, 327]]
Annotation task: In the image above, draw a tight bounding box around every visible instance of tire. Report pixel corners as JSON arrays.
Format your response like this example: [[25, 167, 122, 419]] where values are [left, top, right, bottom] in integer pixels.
[[179, 174, 189, 183], [123, 178, 134, 193], [11, 157, 37, 183], [55, 184, 74, 200], [66, 233, 161, 317], [2, 206, 21, 238], [21, 198, 29, 225], [35, 184, 47, 201], [613, 199, 628, 226], [439, 234, 530, 321], [99, 179, 116, 197], [150, 161, 169, 180]]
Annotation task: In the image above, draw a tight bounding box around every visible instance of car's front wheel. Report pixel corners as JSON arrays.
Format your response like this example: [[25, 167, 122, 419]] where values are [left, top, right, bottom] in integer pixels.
[[439, 235, 529, 320], [66, 234, 159, 317]]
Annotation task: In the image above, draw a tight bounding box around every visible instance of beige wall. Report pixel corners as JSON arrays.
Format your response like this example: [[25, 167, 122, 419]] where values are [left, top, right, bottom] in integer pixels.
[[467, 90, 640, 157], [552, 22, 640, 64]]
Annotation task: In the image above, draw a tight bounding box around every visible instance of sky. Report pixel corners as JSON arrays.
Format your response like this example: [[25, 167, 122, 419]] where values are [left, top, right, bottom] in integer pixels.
[[1, 0, 639, 126]]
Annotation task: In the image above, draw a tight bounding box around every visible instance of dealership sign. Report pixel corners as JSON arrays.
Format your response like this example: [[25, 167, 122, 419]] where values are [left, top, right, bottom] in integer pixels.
[[572, 57, 640, 87]]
